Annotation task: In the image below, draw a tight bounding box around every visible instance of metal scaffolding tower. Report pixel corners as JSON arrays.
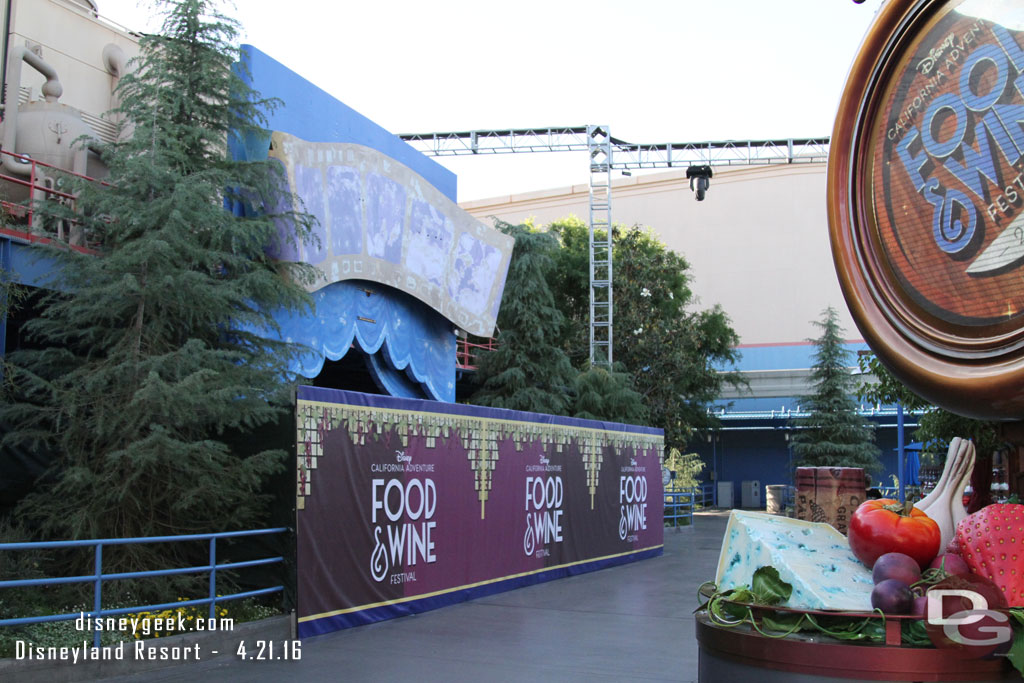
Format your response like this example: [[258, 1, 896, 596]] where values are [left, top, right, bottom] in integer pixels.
[[587, 125, 613, 366], [398, 127, 830, 367]]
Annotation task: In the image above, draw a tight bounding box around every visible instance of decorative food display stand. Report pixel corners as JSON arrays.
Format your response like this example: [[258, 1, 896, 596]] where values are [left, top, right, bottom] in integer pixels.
[[696, 613, 1011, 682], [698, 0, 1024, 679]]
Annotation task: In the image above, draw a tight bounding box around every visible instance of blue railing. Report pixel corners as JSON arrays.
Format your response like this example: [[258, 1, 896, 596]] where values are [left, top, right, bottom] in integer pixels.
[[664, 490, 698, 527], [699, 483, 715, 508], [0, 528, 288, 648], [782, 484, 795, 512]]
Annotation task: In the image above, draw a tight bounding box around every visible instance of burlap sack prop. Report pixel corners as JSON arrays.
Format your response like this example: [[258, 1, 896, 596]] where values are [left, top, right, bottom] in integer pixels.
[[794, 467, 866, 535]]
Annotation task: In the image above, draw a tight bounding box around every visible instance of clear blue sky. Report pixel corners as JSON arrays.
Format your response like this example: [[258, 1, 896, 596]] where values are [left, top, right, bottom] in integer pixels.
[[97, 0, 886, 200]]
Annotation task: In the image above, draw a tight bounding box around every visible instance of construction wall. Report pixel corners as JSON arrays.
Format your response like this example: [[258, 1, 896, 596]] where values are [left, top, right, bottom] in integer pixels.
[[294, 386, 664, 637]]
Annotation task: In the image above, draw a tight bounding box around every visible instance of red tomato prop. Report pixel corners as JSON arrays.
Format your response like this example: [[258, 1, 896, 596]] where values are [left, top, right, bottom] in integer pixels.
[[848, 499, 940, 569]]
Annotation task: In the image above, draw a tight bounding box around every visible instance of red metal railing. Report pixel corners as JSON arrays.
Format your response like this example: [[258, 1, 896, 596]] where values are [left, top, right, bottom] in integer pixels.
[[456, 335, 497, 371], [0, 148, 107, 253]]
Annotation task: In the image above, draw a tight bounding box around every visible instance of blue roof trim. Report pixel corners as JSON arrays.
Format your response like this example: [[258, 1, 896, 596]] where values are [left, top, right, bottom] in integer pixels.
[[238, 45, 457, 202], [2, 238, 58, 288], [727, 341, 872, 372]]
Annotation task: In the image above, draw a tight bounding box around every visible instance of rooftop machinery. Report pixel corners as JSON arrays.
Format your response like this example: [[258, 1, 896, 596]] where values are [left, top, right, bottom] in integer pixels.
[[399, 127, 830, 367]]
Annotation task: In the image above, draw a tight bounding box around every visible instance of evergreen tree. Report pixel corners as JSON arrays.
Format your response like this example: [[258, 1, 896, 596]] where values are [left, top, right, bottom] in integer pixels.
[[790, 307, 880, 472], [571, 363, 647, 424], [470, 222, 577, 414], [0, 0, 315, 575], [0, 268, 23, 384]]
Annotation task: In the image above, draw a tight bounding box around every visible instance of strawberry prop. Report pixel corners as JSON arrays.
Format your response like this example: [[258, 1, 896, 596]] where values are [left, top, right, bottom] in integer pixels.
[[954, 503, 1024, 607]]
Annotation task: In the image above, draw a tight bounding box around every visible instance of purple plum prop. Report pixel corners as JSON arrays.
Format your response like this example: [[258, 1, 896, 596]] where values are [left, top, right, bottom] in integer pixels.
[[872, 578, 914, 614], [912, 594, 929, 617], [927, 553, 970, 577], [872, 552, 922, 586]]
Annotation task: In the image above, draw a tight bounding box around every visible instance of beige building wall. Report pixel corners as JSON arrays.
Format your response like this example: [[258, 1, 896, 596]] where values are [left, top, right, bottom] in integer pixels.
[[461, 163, 859, 347], [2, 1, 856, 351], [3, 0, 139, 141]]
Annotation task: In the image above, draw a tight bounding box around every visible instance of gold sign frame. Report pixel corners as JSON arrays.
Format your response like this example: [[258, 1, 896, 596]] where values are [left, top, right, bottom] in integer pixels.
[[829, 0, 1024, 419]]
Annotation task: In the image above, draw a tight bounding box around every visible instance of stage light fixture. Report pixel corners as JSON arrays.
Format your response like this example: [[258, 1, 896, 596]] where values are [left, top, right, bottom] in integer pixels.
[[686, 165, 713, 201]]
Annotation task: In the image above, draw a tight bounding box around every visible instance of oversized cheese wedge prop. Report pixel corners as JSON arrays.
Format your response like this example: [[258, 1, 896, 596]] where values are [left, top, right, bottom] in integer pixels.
[[715, 510, 874, 611]]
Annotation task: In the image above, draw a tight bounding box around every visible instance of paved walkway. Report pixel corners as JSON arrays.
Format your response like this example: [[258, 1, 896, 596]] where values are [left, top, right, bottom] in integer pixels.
[[110, 512, 729, 683]]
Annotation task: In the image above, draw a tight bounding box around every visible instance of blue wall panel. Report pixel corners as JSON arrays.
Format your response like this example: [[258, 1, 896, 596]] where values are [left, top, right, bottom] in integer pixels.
[[689, 424, 903, 508], [730, 341, 871, 372], [239, 45, 457, 202]]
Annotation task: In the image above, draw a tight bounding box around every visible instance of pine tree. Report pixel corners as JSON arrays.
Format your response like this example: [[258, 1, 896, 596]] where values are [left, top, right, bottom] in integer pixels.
[[790, 307, 881, 472], [571, 363, 647, 424], [470, 222, 577, 414], [0, 0, 315, 577]]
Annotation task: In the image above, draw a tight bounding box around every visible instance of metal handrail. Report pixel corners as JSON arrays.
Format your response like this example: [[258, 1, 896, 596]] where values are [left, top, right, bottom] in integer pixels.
[[664, 489, 698, 528], [456, 335, 497, 370], [0, 147, 109, 251], [700, 483, 715, 507], [0, 527, 288, 648]]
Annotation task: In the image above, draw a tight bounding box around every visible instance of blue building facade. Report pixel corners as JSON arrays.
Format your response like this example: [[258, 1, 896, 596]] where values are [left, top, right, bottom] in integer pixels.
[[229, 46, 513, 403], [689, 340, 914, 506]]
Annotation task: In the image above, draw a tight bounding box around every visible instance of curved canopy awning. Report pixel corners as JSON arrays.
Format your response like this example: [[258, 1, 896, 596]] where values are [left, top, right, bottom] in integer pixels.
[[274, 280, 456, 403]]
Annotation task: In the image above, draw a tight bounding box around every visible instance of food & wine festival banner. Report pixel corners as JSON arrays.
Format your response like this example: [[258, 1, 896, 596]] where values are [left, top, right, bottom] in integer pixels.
[[293, 386, 664, 637]]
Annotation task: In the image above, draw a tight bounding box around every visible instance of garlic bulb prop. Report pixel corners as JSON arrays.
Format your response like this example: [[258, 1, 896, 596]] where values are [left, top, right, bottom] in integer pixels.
[[916, 437, 975, 551]]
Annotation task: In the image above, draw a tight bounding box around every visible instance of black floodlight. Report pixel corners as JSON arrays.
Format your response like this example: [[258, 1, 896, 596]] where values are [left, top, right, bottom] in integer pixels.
[[686, 165, 713, 201]]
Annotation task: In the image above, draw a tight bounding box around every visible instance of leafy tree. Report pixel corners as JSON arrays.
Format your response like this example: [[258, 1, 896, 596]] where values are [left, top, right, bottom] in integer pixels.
[[664, 449, 706, 492], [548, 217, 743, 449], [0, 0, 315, 577], [789, 307, 881, 472], [469, 222, 577, 414], [545, 216, 592, 368], [856, 351, 1002, 457], [470, 220, 650, 424]]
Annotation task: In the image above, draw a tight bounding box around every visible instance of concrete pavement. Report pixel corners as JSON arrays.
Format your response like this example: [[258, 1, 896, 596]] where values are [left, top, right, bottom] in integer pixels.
[[106, 511, 730, 683]]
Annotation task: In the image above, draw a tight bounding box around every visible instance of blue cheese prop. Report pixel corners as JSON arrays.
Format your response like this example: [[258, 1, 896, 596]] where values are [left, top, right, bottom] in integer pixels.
[[715, 510, 874, 611]]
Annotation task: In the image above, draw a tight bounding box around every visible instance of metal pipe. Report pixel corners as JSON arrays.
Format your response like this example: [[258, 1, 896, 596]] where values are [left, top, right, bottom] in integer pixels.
[[93, 543, 103, 648], [711, 423, 919, 432], [897, 401, 905, 503], [101, 42, 125, 116], [209, 537, 217, 621], [0, 526, 290, 549], [2, 44, 64, 176], [0, 0, 13, 108]]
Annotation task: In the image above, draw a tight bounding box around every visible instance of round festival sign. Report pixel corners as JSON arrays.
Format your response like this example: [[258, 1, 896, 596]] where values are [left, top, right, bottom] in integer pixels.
[[829, 0, 1024, 419]]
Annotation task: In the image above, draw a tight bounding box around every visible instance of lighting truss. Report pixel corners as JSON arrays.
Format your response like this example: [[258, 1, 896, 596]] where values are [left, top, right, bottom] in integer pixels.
[[399, 126, 831, 367], [398, 128, 831, 169]]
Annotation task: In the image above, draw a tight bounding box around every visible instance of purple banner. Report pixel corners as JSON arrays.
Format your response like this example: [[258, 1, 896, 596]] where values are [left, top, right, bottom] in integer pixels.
[[295, 386, 664, 637]]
